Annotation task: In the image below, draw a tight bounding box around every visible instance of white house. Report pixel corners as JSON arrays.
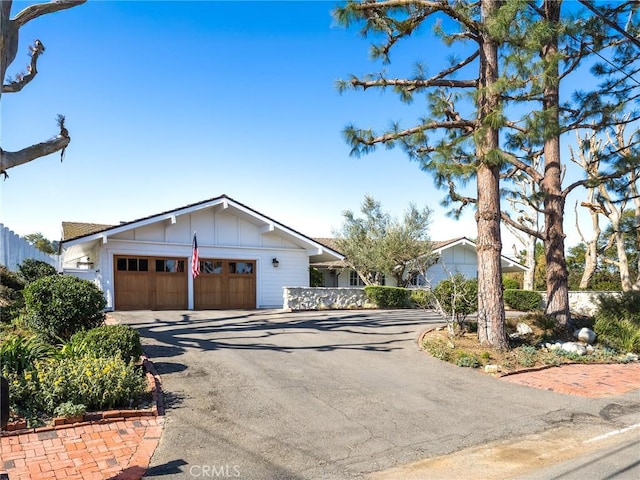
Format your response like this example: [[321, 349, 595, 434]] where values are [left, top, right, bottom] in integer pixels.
[[60, 195, 344, 311], [312, 237, 527, 287]]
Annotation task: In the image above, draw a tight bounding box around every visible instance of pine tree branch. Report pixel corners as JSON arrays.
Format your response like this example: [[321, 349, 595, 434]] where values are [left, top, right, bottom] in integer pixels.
[[12, 0, 86, 28], [349, 77, 477, 90], [2, 39, 44, 93]]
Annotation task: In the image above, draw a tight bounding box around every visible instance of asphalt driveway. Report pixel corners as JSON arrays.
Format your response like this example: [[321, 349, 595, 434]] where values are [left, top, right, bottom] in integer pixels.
[[111, 309, 637, 480]]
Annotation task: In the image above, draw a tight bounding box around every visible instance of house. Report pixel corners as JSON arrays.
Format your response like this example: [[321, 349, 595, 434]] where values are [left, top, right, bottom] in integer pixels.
[[60, 195, 344, 311], [311, 237, 527, 287]]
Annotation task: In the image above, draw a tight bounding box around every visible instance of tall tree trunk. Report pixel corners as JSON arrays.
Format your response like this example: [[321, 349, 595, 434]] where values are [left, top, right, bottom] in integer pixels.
[[614, 229, 632, 291], [523, 236, 536, 291], [476, 0, 507, 349], [541, 0, 570, 328]]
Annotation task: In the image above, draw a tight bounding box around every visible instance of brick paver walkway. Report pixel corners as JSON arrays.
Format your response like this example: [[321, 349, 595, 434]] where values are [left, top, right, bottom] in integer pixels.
[[1, 417, 163, 480], [501, 362, 640, 398]]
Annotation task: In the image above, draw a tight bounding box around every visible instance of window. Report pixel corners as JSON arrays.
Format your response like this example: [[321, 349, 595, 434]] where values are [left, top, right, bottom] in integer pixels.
[[349, 271, 365, 286], [116, 258, 148, 272], [349, 271, 385, 286], [156, 259, 185, 273], [202, 260, 223, 274], [229, 262, 253, 275]]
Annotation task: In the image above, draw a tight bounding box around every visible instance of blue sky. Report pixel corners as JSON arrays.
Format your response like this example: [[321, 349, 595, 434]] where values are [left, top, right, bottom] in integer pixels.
[[0, 1, 610, 255]]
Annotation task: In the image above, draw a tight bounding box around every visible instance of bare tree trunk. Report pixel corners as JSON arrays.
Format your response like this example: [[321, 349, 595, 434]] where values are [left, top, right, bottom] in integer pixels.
[[476, 0, 507, 349], [523, 236, 537, 291], [541, 0, 570, 328], [633, 175, 640, 290]]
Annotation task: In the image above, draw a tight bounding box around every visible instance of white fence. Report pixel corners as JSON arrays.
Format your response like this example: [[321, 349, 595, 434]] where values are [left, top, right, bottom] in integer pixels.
[[0, 224, 60, 272]]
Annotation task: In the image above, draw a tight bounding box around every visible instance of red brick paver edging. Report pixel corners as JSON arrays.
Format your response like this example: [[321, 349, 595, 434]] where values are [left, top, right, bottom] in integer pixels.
[[500, 362, 640, 398]]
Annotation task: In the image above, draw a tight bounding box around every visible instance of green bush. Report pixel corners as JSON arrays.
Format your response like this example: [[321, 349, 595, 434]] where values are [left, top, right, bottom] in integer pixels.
[[18, 259, 57, 284], [433, 275, 478, 319], [410, 289, 430, 308], [502, 277, 520, 290], [364, 286, 411, 308], [503, 290, 542, 311], [593, 292, 640, 354], [23, 275, 106, 342], [72, 325, 143, 362], [7, 355, 147, 414], [0, 266, 26, 323], [595, 291, 640, 324]]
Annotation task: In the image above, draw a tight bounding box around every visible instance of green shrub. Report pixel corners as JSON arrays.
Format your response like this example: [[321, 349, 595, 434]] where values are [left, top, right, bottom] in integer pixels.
[[594, 318, 640, 354], [502, 277, 520, 290], [364, 286, 411, 308], [595, 291, 640, 324], [433, 275, 478, 319], [503, 290, 542, 311], [18, 259, 57, 284], [0, 334, 57, 375], [72, 325, 143, 362], [54, 401, 86, 418], [23, 275, 106, 342], [0, 265, 26, 291], [0, 266, 26, 323], [410, 289, 430, 308], [8, 356, 147, 414], [593, 292, 640, 354], [454, 352, 480, 368]]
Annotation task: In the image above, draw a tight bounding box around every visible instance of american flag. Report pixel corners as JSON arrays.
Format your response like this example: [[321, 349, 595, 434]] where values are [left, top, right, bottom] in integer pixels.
[[191, 233, 200, 278]]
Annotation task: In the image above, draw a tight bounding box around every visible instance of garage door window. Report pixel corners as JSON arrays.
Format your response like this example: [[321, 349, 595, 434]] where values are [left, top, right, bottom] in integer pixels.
[[202, 260, 223, 274], [229, 262, 253, 275], [117, 258, 149, 272], [156, 259, 185, 273]]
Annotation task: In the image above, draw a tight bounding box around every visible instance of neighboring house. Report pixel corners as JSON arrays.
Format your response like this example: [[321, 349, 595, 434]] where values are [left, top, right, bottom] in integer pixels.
[[60, 195, 343, 311], [312, 237, 527, 287]]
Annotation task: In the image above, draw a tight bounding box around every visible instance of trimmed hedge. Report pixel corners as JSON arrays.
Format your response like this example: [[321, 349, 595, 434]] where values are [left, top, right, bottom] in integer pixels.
[[364, 286, 411, 308], [72, 325, 143, 363], [23, 275, 106, 342], [503, 289, 542, 311]]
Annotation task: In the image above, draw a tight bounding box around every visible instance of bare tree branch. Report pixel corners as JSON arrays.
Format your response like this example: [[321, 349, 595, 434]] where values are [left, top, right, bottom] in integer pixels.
[[12, 0, 86, 28], [1, 135, 70, 174], [2, 39, 44, 93]]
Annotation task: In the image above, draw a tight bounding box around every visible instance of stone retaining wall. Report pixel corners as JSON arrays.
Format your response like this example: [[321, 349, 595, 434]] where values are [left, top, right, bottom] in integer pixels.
[[285, 287, 621, 316], [540, 291, 620, 317], [283, 287, 375, 311]]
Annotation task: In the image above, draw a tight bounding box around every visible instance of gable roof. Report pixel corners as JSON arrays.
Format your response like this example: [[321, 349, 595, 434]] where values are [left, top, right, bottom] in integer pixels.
[[310, 236, 527, 272], [62, 222, 115, 241], [60, 194, 344, 261]]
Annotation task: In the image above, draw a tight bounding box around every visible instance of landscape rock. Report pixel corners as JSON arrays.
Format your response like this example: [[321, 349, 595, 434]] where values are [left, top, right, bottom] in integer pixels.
[[574, 327, 596, 345], [561, 342, 588, 356], [516, 322, 533, 336]]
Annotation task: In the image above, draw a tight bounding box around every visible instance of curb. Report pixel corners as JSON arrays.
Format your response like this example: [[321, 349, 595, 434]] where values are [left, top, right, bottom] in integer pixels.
[[1, 355, 164, 437]]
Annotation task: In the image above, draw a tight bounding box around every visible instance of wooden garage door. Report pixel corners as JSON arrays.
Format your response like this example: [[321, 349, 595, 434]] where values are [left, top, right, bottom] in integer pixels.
[[114, 256, 187, 310], [194, 259, 256, 309]]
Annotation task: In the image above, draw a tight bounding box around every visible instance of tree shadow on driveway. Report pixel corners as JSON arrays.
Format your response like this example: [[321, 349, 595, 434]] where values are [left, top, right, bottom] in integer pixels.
[[119, 309, 443, 355]]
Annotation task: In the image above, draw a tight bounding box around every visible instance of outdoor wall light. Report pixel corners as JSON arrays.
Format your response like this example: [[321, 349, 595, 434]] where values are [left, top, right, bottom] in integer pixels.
[[272, 258, 279, 268]]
